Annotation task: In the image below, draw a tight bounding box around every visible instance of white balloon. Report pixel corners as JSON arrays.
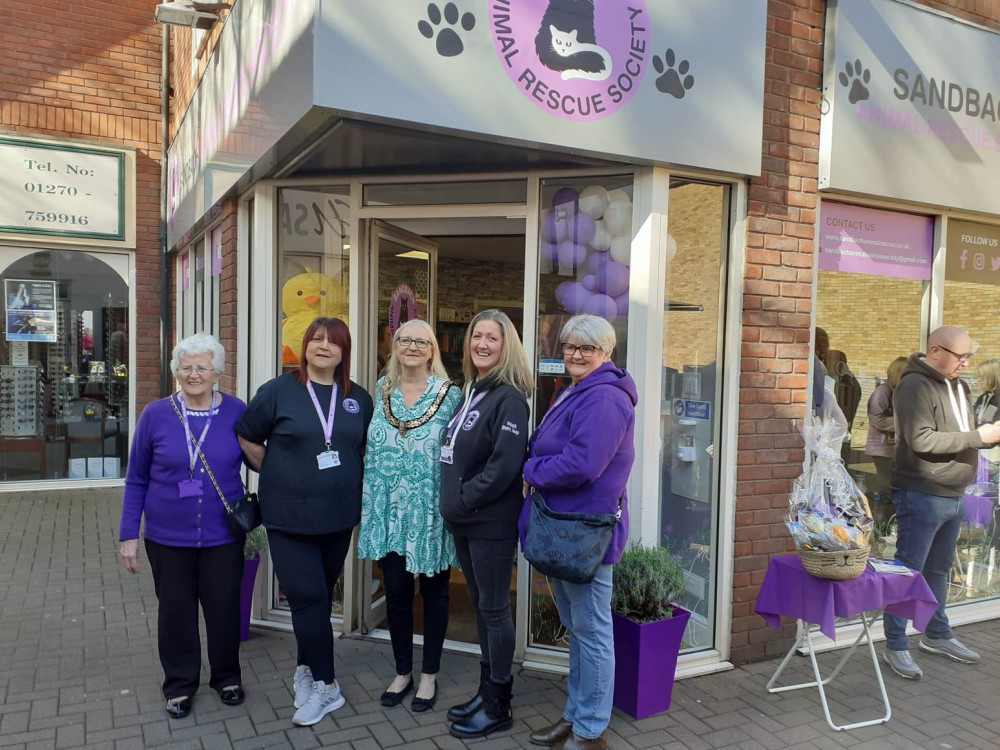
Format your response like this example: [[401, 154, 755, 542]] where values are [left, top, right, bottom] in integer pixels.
[[609, 235, 631, 264], [589, 220, 611, 251], [665, 233, 678, 263], [578, 185, 609, 219], [607, 188, 631, 204], [604, 200, 632, 236]]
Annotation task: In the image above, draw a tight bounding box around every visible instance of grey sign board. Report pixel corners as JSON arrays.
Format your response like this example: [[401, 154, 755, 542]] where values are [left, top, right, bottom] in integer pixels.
[[820, 0, 1000, 214]]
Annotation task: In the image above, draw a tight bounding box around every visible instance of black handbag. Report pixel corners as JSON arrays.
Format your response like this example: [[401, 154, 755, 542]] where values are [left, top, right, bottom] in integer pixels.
[[522, 489, 621, 584], [169, 395, 262, 535]]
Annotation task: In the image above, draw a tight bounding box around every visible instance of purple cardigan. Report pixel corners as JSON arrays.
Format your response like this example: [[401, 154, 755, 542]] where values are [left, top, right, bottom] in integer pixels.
[[119, 392, 247, 547], [518, 363, 637, 565]]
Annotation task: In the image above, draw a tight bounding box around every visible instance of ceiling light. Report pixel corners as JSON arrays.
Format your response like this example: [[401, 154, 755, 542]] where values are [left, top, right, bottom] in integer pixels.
[[395, 251, 429, 260]]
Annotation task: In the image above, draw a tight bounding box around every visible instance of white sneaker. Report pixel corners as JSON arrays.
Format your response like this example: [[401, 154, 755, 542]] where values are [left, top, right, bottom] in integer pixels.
[[292, 680, 345, 726], [293, 665, 313, 709]]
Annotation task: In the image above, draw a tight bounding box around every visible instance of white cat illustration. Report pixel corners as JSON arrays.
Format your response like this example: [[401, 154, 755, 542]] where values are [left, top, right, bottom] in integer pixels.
[[548, 25, 612, 81]]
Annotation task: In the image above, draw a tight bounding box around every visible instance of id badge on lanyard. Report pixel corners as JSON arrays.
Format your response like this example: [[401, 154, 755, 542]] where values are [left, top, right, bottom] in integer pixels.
[[308, 381, 340, 470]]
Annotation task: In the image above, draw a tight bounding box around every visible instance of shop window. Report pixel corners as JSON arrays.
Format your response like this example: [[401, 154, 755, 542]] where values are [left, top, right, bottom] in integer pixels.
[[815, 202, 932, 586], [529, 174, 633, 649], [364, 180, 527, 206], [658, 179, 730, 652], [273, 186, 351, 614], [0, 248, 130, 482], [941, 219, 1000, 606], [176, 231, 222, 341]]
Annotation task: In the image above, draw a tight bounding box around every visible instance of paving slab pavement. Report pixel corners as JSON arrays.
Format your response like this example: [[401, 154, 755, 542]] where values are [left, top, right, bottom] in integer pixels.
[[2, 489, 998, 749]]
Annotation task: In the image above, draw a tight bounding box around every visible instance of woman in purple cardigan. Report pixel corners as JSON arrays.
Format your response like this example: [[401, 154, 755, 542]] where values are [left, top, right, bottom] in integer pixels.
[[118, 333, 248, 720], [518, 315, 637, 750]]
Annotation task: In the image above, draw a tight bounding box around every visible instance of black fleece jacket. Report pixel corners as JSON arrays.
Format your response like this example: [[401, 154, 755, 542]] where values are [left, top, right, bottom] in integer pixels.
[[439, 375, 530, 540]]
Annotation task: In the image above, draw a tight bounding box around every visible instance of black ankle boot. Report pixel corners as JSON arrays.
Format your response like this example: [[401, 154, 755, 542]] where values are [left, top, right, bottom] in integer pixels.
[[448, 677, 513, 739], [447, 661, 490, 721]]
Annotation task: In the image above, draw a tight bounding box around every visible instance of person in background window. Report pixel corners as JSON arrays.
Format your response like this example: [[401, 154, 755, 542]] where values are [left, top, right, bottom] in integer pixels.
[[519, 315, 637, 750], [974, 359, 1000, 426], [865, 356, 907, 524], [235, 318, 373, 727], [376, 322, 392, 374], [358, 319, 461, 713], [118, 333, 247, 720], [440, 309, 530, 740]]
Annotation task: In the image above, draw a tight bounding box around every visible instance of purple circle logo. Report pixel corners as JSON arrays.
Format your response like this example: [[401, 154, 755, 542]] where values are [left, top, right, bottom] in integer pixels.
[[490, 0, 650, 121]]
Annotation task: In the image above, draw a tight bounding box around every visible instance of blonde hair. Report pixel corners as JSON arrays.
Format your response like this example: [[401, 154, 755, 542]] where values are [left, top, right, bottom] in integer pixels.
[[977, 358, 1000, 392], [887, 356, 908, 389], [381, 319, 449, 394], [462, 309, 533, 396]]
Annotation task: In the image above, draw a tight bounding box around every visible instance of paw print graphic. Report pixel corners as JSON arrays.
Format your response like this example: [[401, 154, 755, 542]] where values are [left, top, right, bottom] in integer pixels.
[[838, 60, 871, 104], [652, 49, 694, 99], [418, 2, 476, 58]]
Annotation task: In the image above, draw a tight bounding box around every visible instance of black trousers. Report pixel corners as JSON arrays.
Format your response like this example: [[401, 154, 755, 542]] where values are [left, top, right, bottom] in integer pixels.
[[144, 539, 244, 700], [379, 552, 451, 675], [452, 535, 517, 683], [267, 528, 352, 685]]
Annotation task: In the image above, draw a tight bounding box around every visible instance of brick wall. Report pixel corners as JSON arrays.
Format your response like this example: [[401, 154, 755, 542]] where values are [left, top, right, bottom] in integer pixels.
[[0, 0, 163, 411]]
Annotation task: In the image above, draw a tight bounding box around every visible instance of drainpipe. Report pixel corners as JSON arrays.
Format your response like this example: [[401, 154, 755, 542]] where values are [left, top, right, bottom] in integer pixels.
[[159, 23, 171, 397]]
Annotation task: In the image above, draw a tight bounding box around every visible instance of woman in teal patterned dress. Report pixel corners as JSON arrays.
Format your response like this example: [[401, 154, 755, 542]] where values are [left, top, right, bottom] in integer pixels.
[[359, 319, 461, 712]]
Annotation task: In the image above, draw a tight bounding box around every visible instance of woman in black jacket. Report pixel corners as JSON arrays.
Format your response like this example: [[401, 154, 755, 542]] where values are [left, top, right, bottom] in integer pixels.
[[440, 309, 531, 739]]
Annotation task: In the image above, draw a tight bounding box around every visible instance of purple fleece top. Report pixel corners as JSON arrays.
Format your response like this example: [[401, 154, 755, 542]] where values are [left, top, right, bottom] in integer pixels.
[[518, 362, 637, 565], [119, 392, 247, 547]]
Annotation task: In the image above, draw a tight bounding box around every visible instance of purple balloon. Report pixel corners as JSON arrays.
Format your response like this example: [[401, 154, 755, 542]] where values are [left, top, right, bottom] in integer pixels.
[[540, 240, 559, 264], [562, 282, 592, 314], [595, 260, 630, 297], [569, 212, 597, 245], [552, 187, 579, 209], [581, 274, 597, 292], [554, 280, 574, 305], [583, 293, 618, 321], [557, 241, 587, 269], [613, 289, 629, 316], [585, 250, 610, 275]]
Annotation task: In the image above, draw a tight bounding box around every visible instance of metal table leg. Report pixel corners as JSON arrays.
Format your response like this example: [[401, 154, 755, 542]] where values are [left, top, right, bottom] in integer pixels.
[[766, 613, 891, 731]]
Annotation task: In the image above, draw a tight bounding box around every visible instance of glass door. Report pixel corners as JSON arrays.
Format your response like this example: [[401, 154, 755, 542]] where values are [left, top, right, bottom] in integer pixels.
[[362, 219, 438, 632]]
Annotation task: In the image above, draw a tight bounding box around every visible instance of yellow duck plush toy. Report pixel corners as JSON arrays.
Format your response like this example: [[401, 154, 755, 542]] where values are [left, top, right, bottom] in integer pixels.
[[281, 271, 349, 365]]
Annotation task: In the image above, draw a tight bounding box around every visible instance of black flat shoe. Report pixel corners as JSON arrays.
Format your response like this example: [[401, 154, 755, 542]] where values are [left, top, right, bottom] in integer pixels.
[[165, 696, 192, 719], [218, 686, 245, 706], [410, 682, 437, 713], [380, 677, 413, 707]]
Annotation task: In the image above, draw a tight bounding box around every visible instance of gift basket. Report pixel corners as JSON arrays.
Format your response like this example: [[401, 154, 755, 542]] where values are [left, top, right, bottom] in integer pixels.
[[786, 384, 873, 580]]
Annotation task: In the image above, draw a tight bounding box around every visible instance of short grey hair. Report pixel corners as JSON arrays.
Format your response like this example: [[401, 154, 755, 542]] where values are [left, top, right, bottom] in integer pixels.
[[170, 332, 225, 375], [559, 314, 616, 354]]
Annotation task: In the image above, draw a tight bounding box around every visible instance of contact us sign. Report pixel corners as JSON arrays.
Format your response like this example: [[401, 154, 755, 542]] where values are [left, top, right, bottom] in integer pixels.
[[0, 136, 125, 241]]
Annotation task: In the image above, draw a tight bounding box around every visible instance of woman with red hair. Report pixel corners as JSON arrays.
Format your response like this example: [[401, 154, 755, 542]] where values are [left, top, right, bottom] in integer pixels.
[[236, 318, 373, 727]]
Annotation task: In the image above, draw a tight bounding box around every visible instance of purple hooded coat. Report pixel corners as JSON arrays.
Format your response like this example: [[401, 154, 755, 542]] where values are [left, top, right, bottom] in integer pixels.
[[518, 362, 637, 565]]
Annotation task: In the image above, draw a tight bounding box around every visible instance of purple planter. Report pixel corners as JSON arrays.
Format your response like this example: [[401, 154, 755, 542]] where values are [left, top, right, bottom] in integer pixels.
[[239, 556, 261, 642], [612, 606, 691, 719]]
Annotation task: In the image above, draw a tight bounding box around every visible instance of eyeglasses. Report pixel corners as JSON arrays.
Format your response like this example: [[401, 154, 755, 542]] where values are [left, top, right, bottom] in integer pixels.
[[397, 337, 430, 350], [938, 346, 974, 363], [177, 365, 215, 376], [561, 343, 599, 358]]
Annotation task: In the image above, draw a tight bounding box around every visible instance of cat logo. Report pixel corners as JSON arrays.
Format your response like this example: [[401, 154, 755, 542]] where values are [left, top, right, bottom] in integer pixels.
[[489, 0, 650, 121]]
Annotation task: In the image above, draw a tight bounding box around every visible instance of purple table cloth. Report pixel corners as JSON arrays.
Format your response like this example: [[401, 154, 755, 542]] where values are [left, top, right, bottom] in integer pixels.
[[755, 554, 938, 640], [963, 492, 996, 528]]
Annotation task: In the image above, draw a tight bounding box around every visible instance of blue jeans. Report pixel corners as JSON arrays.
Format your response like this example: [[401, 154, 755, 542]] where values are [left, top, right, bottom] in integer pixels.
[[883, 489, 964, 650], [552, 565, 614, 740]]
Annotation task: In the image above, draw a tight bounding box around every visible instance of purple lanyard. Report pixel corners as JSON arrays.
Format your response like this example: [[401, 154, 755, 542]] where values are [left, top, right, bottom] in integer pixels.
[[444, 387, 488, 446], [307, 380, 339, 449], [178, 392, 216, 476]]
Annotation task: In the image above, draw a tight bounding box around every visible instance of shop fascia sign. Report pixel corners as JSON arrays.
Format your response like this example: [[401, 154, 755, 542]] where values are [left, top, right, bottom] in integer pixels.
[[0, 135, 125, 242], [820, 0, 1000, 215], [167, 0, 316, 246]]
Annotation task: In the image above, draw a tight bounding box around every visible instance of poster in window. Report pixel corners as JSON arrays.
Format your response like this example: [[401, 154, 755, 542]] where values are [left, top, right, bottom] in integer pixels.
[[5, 279, 57, 342]]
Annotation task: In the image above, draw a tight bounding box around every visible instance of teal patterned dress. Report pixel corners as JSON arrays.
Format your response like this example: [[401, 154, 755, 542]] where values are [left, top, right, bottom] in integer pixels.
[[358, 376, 462, 574]]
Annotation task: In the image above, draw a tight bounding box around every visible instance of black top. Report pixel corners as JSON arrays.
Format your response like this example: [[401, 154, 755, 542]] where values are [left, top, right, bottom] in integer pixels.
[[439, 375, 530, 540], [235, 373, 374, 534]]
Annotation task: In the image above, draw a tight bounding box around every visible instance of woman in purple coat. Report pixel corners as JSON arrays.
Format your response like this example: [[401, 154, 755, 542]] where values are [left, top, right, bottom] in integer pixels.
[[118, 333, 247, 720], [518, 314, 637, 750]]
